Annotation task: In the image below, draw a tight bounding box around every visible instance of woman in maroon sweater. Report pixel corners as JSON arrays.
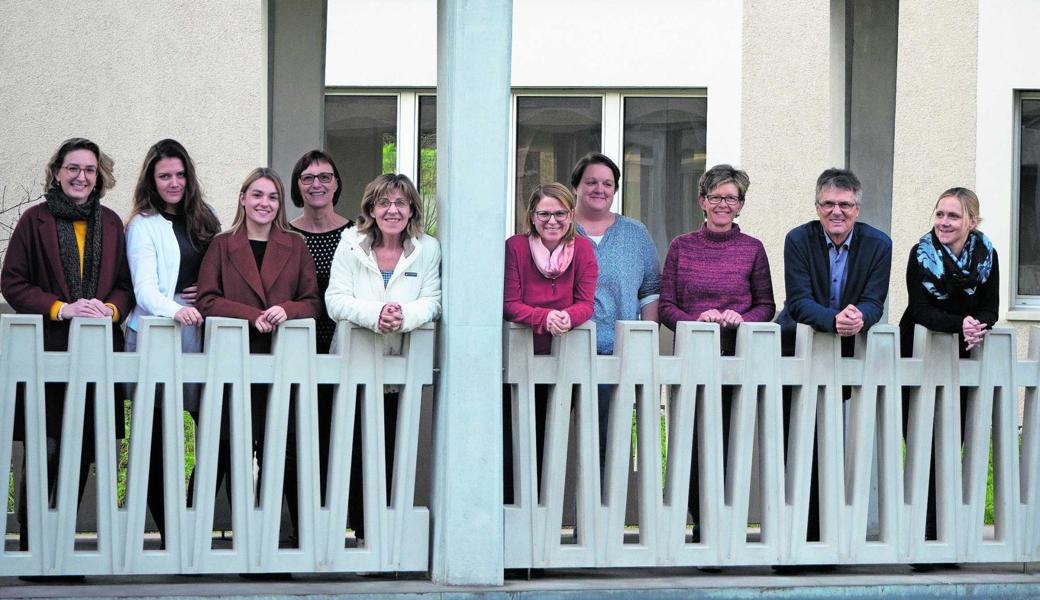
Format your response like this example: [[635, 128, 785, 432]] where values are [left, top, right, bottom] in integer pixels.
[[502, 182, 597, 503], [659, 164, 774, 539]]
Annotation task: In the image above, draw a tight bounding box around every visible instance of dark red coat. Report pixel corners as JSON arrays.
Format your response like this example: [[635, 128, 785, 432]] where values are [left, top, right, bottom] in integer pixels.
[[1, 202, 134, 351], [1, 201, 134, 440], [195, 227, 320, 353]]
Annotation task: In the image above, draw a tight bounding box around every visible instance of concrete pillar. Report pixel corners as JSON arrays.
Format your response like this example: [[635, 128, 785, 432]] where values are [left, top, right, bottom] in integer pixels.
[[268, 0, 327, 220], [431, 0, 513, 586]]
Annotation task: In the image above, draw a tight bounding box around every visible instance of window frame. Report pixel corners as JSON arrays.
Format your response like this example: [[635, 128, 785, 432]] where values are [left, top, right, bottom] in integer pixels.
[[508, 88, 707, 236], [322, 88, 709, 238], [1014, 90, 1040, 308]]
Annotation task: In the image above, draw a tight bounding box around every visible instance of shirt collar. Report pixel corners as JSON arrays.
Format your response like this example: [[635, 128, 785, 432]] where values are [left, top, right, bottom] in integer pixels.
[[824, 224, 854, 251]]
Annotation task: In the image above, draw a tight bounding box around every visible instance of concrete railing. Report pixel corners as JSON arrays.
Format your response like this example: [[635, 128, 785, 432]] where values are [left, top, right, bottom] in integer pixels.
[[4, 314, 1038, 576], [0, 315, 433, 576], [503, 320, 1039, 568]]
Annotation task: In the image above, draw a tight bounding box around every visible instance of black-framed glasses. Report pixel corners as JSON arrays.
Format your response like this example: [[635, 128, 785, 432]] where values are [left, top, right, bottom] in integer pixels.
[[62, 164, 98, 178], [534, 210, 571, 223], [816, 200, 858, 212], [299, 172, 334, 185], [705, 194, 741, 206]]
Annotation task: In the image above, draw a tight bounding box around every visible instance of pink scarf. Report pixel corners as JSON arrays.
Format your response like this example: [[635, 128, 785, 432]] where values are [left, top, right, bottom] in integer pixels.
[[529, 235, 575, 279]]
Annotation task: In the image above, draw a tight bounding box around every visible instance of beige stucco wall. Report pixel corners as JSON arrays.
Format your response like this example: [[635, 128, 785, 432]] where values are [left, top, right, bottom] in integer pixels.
[[741, 0, 846, 308], [889, 1, 978, 324], [0, 2, 268, 252]]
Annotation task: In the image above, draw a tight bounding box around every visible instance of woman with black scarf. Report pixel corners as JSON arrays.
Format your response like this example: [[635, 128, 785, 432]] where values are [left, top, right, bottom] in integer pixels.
[[1, 137, 134, 554]]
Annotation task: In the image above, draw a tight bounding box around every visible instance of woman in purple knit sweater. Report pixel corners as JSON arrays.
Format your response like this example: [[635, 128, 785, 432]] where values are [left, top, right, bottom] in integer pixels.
[[659, 164, 775, 540]]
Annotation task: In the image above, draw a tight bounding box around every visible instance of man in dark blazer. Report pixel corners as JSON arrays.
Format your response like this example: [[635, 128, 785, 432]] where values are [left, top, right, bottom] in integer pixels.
[[775, 168, 892, 552], [777, 168, 892, 355]]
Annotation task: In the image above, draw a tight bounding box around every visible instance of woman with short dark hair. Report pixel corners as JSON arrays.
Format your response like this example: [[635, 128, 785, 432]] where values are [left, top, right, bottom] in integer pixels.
[[659, 163, 774, 540]]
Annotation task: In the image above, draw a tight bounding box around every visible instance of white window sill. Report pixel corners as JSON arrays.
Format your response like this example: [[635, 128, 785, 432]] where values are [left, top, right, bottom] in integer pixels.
[[1005, 308, 1040, 321]]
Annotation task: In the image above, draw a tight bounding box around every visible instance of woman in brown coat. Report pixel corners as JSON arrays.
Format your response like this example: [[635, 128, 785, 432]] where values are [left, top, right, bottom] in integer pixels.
[[196, 167, 319, 549], [0, 137, 134, 552]]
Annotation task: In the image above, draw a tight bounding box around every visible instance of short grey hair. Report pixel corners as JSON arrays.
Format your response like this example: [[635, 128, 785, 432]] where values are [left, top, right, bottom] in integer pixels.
[[697, 164, 750, 202], [815, 168, 862, 204]]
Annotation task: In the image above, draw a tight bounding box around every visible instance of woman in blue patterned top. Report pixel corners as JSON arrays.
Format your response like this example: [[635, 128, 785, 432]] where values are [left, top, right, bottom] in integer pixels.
[[571, 153, 661, 470]]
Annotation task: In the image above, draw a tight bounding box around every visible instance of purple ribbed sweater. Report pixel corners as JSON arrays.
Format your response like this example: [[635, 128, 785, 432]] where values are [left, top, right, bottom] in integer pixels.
[[660, 225, 775, 351]]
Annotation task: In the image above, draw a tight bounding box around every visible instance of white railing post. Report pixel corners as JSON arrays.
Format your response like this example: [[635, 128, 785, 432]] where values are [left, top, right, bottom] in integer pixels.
[[844, 325, 902, 564], [122, 317, 187, 574], [1024, 326, 1040, 561], [0, 315, 47, 576]]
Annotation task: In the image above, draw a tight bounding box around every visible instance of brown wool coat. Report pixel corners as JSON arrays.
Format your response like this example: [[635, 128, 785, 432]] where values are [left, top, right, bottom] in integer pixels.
[[0, 202, 134, 439], [195, 227, 320, 353]]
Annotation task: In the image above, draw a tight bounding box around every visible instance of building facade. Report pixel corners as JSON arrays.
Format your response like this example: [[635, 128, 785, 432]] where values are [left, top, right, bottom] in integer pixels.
[[1, 0, 1039, 347]]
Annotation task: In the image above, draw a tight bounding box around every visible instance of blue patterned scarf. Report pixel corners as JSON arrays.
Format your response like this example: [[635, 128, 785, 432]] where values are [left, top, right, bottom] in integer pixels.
[[915, 229, 993, 300]]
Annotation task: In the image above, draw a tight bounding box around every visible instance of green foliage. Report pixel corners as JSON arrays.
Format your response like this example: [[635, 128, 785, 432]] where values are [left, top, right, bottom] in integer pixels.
[[115, 398, 197, 506], [381, 141, 397, 174]]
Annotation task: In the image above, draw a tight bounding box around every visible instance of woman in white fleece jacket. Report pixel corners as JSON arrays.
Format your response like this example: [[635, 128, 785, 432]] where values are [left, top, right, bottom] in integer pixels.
[[325, 173, 440, 544]]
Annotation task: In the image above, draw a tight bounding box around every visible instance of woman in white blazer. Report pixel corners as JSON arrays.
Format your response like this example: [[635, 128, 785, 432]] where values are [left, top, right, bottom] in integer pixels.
[[124, 139, 220, 546], [325, 173, 440, 545]]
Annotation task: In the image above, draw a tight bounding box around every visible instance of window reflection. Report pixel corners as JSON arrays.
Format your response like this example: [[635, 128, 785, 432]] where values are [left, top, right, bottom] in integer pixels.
[[324, 95, 397, 221], [622, 97, 707, 263], [515, 97, 602, 231], [1020, 99, 1040, 296], [418, 96, 437, 235]]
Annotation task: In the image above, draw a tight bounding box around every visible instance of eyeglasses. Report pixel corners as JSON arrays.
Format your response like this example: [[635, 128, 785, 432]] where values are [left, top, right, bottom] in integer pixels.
[[62, 165, 98, 178], [816, 200, 858, 212], [705, 194, 741, 206], [375, 198, 410, 210], [534, 210, 571, 223], [299, 172, 334, 185]]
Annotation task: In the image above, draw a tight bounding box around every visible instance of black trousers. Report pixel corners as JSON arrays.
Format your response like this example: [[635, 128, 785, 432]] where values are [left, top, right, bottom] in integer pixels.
[[503, 384, 549, 506], [348, 391, 398, 542], [689, 386, 732, 536], [17, 382, 106, 551]]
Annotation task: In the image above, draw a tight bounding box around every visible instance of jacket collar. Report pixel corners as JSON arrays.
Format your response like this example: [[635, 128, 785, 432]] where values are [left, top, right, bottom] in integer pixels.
[[353, 232, 423, 275], [226, 227, 294, 303]]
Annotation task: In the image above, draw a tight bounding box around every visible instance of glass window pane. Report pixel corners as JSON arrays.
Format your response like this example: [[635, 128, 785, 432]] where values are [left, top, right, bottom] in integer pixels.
[[324, 95, 397, 221], [1020, 98, 1040, 297], [622, 97, 707, 263], [515, 96, 601, 231], [418, 95, 437, 235]]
